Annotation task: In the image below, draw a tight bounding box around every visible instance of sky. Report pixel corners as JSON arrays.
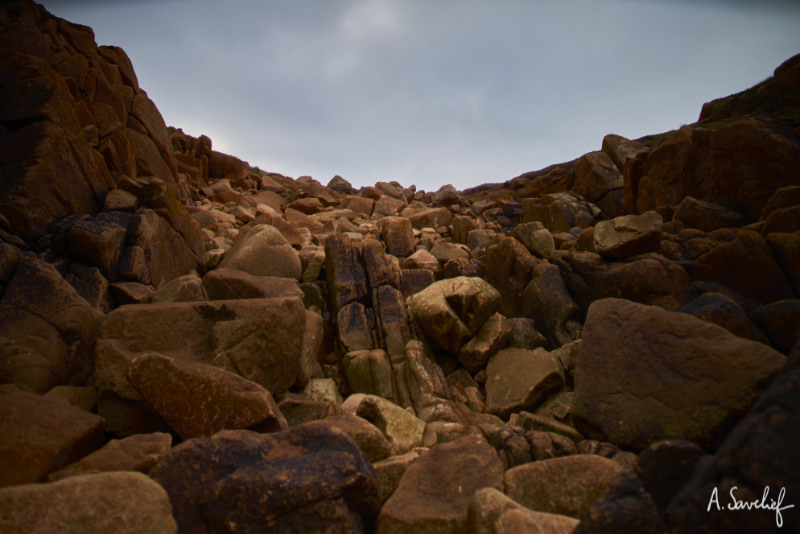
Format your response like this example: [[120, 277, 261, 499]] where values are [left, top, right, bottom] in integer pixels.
[[41, 0, 800, 192]]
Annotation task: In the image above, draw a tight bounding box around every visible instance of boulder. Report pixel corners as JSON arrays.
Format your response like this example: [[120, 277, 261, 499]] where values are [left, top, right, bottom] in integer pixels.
[[328, 175, 355, 194], [752, 299, 800, 353], [373, 450, 424, 505], [344, 350, 394, 399], [342, 394, 427, 455], [0, 390, 104, 487], [217, 224, 301, 279], [571, 298, 786, 451], [458, 312, 511, 373], [467, 487, 580, 534], [65, 263, 113, 313], [380, 216, 416, 257], [482, 235, 538, 317], [325, 233, 369, 311], [202, 267, 303, 300], [573, 471, 664, 534], [0, 472, 177, 534], [406, 206, 454, 230], [673, 196, 746, 232], [48, 432, 172, 481], [485, 348, 564, 419], [504, 454, 627, 519], [377, 435, 504, 533], [688, 229, 794, 303], [430, 242, 471, 263], [403, 248, 440, 272], [767, 231, 800, 297], [522, 262, 582, 348], [452, 215, 478, 245], [601, 133, 649, 170], [126, 353, 287, 439], [151, 272, 207, 302], [408, 276, 501, 355], [637, 439, 706, 512], [67, 217, 127, 280], [322, 414, 392, 463], [433, 184, 462, 206], [512, 221, 557, 260], [297, 310, 325, 386], [337, 301, 376, 352], [574, 151, 624, 216], [593, 211, 662, 259], [95, 297, 306, 398], [149, 424, 380, 533], [678, 292, 767, 343]]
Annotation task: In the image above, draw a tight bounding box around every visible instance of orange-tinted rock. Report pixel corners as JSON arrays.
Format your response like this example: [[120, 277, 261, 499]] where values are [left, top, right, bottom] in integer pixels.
[[0, 390, 104, 487]]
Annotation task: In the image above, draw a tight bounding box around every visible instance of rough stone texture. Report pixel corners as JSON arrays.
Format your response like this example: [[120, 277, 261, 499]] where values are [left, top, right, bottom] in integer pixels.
[[752, 299, 800, 353], [512, 221, 557, 260], [522, 262, 581, 348], [95, 297, 306, 398], [343, 394, 427, 455], [48, 432, 172, 481], [674, 196, 745, 232], [202, 267, 303, 300], [337, 301, 376, 352], [0, 472, 177, 534], [678, 292, 768, 343], [408, 276, 501, 354], [344, 349, 394, 399], [637, 439, 706, 512], [373, 450, 424, 505], [127, 352, 287, 439], [67, 217, 127, 280], [593, 211, 662, 259], [406, 206, 454, 230], [149, 424, 380, 534], [467, 487, 580, 534], [626, 119, 800, 220], [151, 272, 207, 302], [0, 390, 104, 487], [377, 435, 504, 533], [380, 216, 416, 258], [573, 471, 664, 534], [574, 150, 624, 217], [217, 224, 302, 279], [504, 454, 627, 519], [325, 233, 369, 311], [322, 414, 392, 463], [666, 339, 800, 533], [572, 298, 786, 451], [482, 235, 538, 317], [458, 312, 511, 373], [688, 229, 794, 303], [485, 348, 564, 420]]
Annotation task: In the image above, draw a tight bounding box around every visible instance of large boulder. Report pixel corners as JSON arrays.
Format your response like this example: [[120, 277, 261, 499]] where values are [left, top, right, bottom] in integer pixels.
[[149, 424, 380, 533], [217, 224, 301, 279], [593, 211, 662, 259], [202, 268, 302, 300], [342, 394, 427, 455], [0, 390, 104, 487], [377, 435, 504, 533], [0, 472, 177, 534], [408, 277, 501, 355], [95, 297, 306, 398], [571, 298, 786, 451], [126, 353, 287, 439], [485, 348, 564, 420], [380, 216, 416, 258], [467, 487, 580, 534], [504, 455, 627, 519]]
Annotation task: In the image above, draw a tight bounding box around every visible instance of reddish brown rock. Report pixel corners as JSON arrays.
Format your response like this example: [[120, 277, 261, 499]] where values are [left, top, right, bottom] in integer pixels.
[[405, 206, 453, 230], [217, 224, 302, 279], [0, 390, 104, 487], [380, 216, 416, 258], [202, 267, 302, 300]]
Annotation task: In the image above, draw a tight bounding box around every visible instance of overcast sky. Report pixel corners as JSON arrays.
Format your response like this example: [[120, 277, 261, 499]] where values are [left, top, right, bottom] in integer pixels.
[[41, 0, 800, 192]]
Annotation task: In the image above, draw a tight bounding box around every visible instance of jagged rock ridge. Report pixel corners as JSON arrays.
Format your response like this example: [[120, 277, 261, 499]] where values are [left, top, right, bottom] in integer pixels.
[[1, 1, 800, 532]]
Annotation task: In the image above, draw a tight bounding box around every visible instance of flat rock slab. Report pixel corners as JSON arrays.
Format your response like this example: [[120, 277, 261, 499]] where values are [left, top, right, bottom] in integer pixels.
[[377, 435, 504, 533], [149, 423, 380, 533], [0, 390, 104, 487], [504, 454, 627, 519], [485, 348, 564, 420], [95, 297, 306, 398], [593, 210, 662, 258], [571, 298, 786, 451], [0, 472, 177, 534]]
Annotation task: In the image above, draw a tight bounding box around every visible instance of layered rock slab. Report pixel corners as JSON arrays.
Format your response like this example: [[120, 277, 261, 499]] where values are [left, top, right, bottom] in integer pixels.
[[571, 298, 786, 451]]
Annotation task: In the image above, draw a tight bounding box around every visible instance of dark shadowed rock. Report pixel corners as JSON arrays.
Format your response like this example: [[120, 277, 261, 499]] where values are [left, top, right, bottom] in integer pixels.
[[752, 299, 800, 353], [593, 211, 662, 259], [573, 471, 665, 534], [485, 348, 564, 420], [149, 424, 380, 533], [572, 298, 786, 451], [674, 196, 746, 232]]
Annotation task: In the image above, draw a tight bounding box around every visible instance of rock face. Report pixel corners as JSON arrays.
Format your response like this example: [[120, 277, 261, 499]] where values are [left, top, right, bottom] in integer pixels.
[[571, 298, 786, 451], [149, 424, 380, 533], [2, 4, 800, 531], [0, 472, 178, 534]]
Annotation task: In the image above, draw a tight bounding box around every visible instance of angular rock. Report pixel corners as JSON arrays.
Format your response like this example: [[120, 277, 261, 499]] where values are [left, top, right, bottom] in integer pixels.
[[377, 435, 504, 533], [678, 292, 767, 343], [380, 216, 416, 258], [637, 439, 706, 512], [522, 262, 581, 348], [297, 309, 325, 386], [337, 301, 375, 352], [752, 299, 800, 353], [674, 196, 746, 232], [571, 298, 786, 451], [48, 432, 172, 481], [373, 450, 424, 505], [67, 217, 127, 280], [217, 224, 301, 279], [485, 348, 564, 419], [403, 248, 440, 272], [430, 242, 471, 263], [504, 454, 627, 519], [593, 211, 662, 259], [64, 263, 113, 313], [406, 206, 454, 230], [512, 221, 557, 260], [127, 353, 287, 439], [325, 233, 369, 311], [452, 215, 478, 245], [343, 394, 427, 455], [483, 235, 538, 317], [458, 312, 511, 373], [0, 472, 177, 534], [202, 267, 303, 300], [149, 424, 380, 533], [96, 297, 306, 398], [573, 471, 664, 534], [401, 268, 435, 298], [344, 350, 394, 399], [574, 151, 624, 216], [0, 390, 104, 487], [408, 276, 501, 354], [151, 272, 206, 302], [467, 487, 580, 534]]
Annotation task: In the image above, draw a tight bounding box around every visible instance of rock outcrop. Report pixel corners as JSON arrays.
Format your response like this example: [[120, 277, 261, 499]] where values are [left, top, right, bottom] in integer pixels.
[[2, 2, 799, 531]]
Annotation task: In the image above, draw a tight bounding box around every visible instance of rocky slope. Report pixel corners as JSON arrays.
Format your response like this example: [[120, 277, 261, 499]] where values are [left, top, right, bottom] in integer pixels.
[[1, 1, 800, 532]]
